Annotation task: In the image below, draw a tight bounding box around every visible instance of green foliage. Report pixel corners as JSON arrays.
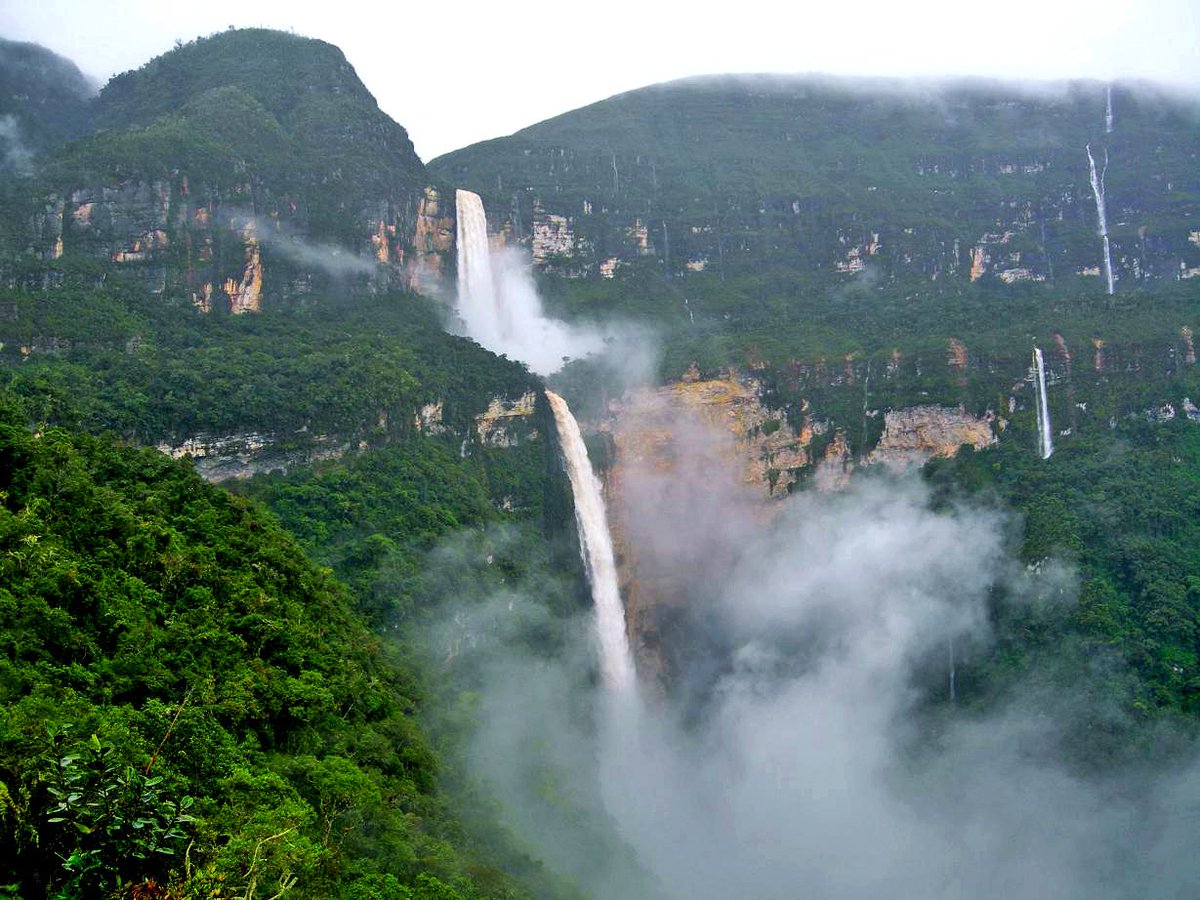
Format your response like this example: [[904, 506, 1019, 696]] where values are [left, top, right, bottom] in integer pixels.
[[0, 289, 538, 444], [434, 76, 1200, 382], [51, 28, 421, 241], [39, 729, 194, 898], [925, 417, 1200, 738], [0, 400, 549, 898]]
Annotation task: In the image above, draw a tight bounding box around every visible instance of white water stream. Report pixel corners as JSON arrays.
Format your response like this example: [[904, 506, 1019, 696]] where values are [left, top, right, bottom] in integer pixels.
[[545, 390, 637, 692], [1085, 144, 1115, 295], [1033, 347, 1054, 460], [454, 189, 603, 375]]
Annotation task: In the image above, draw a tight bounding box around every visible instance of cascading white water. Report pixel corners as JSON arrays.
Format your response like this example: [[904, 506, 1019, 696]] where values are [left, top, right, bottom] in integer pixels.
[[1105, 85, 1114, 134], [455, 189, 508, 342], [1085, 143, 1115, 295], [453, 189, 604, 375], [545, 390, 637, 692], [1033, 347, 1054, 460]]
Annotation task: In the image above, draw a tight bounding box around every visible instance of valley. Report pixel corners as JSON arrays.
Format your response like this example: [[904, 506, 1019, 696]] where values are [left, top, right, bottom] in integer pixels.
[[0, 25, 1198, 899]]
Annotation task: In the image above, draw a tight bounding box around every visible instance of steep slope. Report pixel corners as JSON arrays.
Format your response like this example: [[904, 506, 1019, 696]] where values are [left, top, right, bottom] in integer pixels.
[[432, 75, 1200, 292], [432, 77, 1200, 728], [0, 396, 569, 900], [4, 29, 451, 305], [0, 37, 94, 170], [438, 74, 1200, 483]]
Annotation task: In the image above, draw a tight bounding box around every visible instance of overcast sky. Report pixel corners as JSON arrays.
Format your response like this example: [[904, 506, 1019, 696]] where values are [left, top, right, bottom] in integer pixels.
[[2, 0, 1197, 160]]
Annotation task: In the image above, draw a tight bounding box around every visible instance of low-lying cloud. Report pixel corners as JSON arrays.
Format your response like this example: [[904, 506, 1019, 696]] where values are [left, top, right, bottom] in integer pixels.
[[427, 403, 1200, 899]]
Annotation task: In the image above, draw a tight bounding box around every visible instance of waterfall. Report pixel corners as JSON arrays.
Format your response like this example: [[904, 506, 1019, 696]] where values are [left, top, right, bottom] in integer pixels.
[[455, 189, 508, 344], [1105, 85, 1114, 134], [1033, 347, 1054, 460], [1085, 144, 1115, 295], [545, 390, 637, 692], [453, 189, 603, 375]]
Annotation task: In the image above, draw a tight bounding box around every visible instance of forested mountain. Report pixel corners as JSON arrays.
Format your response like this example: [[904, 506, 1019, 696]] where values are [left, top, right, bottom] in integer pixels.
[[432, 74, 1200, 739], [432, 75, 1200, 290], [432, 76, 1200, 379], [0, 29, 584, 899], [1, 29, 445, 306], [0, 38, 93, 169]]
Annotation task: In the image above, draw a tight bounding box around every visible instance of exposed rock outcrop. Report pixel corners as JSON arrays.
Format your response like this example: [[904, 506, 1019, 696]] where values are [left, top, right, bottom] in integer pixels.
[[605, 374, 811, 499], [866, 405, 996, 471], [408, 186, 455, 291], [156, 431, 349, 481], [224, 222, 263, 314], [475, 392, 537, 447]]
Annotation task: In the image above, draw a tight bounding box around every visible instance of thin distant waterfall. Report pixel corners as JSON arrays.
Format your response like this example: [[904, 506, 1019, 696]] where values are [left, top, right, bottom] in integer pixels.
[[545, 390, 637, 693], [1033, 347, 1054, 460], [1105, 85, 1114, 134], [455, 189, 510, 342], [1085, 143, 1115, 295]]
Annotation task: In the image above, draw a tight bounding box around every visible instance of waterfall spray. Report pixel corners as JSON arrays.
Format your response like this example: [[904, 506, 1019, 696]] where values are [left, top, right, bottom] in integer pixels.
[[1085, 144, 1115, 295], [1105, 85, 1114, 134], [453, 189, 604, 375], [546, 390, 637, 692], [1033, 347, 1054, 460]]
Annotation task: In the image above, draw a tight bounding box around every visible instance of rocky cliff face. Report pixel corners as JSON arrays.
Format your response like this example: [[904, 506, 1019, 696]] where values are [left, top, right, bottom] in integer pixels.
[[604, 372, 811, 499], [866, 405, 997, 471], [597, 368, 997, 681], [160, 389, 541, 482], [475, 391, 538, 447], [13, 170, 448, 306], [156, 430, 350, 481], [407, 187, 455, 293]]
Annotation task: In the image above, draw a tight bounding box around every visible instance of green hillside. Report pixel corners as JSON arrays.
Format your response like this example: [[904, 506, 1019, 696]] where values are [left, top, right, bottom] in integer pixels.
[[0, 37, 93, 166], [0, 395, 580, 899], [2, 26, 1200, 898], [1, 29, 431, 305]]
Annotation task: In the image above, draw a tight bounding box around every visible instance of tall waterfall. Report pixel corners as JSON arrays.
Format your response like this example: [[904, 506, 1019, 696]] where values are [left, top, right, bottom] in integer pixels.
[[545, 390, 637, 692], [1033, 347, 1054, 460], [455, 189, 509, 343], [1085, 143, 1115, 295], [1105, 85, 1114, 134]]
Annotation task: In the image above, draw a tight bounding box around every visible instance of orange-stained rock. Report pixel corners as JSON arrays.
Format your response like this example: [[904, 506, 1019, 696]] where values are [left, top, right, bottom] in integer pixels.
[[224, 222, 263, 314], [947, 338, 968, 370], [969, 246, 988, 281], [408, 186, 454, 290], [866, 405, 995, 472]]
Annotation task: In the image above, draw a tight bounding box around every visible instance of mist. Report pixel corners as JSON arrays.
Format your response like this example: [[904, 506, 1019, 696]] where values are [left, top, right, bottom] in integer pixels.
[[455, 245, 611, 375], [0, 115, 33, 176], [228, 213, 376, 277], [427, 402, 1200, 900]]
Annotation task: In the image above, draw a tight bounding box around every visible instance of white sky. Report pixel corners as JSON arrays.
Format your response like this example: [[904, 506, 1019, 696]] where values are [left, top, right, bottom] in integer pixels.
[[1, 0, 1197, 161]]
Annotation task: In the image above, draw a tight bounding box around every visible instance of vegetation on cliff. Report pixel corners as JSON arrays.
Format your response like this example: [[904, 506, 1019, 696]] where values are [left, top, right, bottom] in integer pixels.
[[0, 392, 573, 899], [0, 286, 536, 446], [926, 416, 1200, 736]]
